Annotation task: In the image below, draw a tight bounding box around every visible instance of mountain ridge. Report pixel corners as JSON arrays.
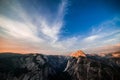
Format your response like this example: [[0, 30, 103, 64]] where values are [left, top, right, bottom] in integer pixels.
[[0, 51, 120, 80]]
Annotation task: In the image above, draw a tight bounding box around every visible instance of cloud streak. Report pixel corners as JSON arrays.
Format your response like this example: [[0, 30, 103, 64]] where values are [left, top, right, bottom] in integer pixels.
[[0, 0, 69, 54], [0, 0, 120, 54]]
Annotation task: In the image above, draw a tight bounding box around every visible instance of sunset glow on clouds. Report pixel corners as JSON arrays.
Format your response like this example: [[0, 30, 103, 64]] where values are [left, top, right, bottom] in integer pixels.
[[0, 0, 120, 54]]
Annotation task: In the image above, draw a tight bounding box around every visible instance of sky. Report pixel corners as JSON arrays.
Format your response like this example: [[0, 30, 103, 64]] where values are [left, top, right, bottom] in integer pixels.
[[0, 0, 120, 54]]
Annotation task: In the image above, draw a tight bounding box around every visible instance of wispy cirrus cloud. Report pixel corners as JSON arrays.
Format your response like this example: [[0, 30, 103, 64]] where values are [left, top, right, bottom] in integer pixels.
[[0, 0, 120, 54], [0, 0, 68, 54], [80, 17, 120, 49], [57, 17, 120, 52]]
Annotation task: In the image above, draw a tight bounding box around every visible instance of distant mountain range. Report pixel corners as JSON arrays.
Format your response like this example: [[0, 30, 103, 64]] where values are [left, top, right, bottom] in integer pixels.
[[84, 43, 120, 54], [0, 50, 120, 80]]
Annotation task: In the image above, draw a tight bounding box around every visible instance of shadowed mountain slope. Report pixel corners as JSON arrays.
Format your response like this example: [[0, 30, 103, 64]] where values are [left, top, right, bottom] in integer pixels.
[[0, 52, 120, 80]]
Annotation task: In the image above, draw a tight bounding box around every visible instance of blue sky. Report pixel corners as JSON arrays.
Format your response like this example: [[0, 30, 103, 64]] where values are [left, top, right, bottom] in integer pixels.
[[0, 0, 120, 54], [62, 0, 120, 37]]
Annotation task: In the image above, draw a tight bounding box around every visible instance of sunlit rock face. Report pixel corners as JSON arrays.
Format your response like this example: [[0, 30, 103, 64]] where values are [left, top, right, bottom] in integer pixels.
[[70, 50, 86, 58]]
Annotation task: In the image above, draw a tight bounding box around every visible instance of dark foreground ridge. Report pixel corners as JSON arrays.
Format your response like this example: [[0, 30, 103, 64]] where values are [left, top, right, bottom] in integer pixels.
[[0, 52, 120, 80]]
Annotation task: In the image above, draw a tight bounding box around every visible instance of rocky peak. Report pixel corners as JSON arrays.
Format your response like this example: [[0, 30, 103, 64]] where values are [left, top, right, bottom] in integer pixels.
[[70, 50, 86, 58]]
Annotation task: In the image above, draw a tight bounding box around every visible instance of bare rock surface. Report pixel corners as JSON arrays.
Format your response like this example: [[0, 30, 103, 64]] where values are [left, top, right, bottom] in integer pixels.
[[0, 53, 69, 80], [64, 57, 120, 80]]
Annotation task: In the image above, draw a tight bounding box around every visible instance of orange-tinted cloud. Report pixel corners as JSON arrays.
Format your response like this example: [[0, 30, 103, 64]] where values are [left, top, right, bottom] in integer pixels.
[[0, 37, 34, 54], [0, 37, 67, 55]]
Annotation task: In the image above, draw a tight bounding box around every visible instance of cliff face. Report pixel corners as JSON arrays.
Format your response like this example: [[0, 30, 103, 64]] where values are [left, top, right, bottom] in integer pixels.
[[64, 57, 120, 80], [0, 52, 120, 80], [0, 53, 69, 80]]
